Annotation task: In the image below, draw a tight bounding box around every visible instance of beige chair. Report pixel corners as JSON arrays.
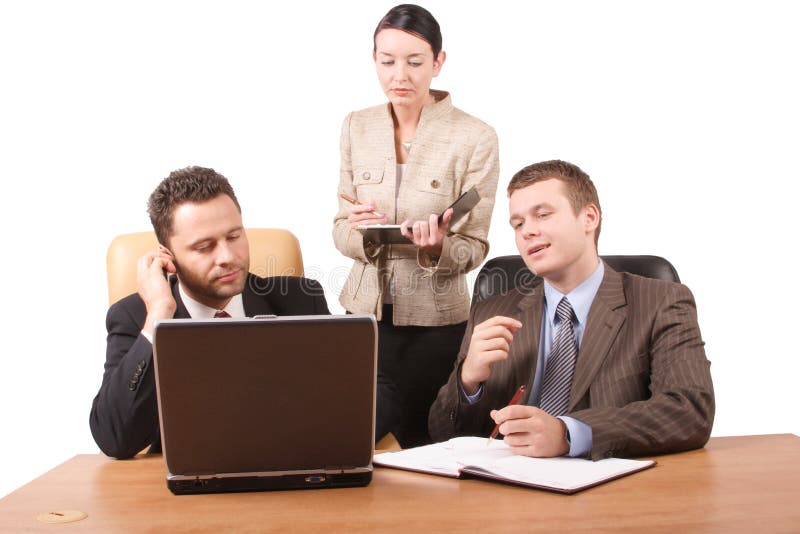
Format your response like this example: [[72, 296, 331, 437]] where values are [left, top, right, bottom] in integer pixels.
[[376, 432, 402, 451], [106, 228, 304, 304]]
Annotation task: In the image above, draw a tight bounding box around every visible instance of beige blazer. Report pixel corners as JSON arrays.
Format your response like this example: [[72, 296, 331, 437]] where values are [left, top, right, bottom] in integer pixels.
[[333, 91, 500, 326], [428, 264, 715, 460]]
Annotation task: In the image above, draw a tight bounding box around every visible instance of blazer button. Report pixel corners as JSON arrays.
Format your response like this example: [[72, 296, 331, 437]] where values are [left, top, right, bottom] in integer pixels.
[[362, 171, 371, 180], [128, 380, 137, 391], [430, 179, 440, 189]]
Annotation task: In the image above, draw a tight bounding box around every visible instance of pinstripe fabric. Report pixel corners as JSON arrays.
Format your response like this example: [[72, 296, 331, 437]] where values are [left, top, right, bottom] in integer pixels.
[[428, 263, 715, 460]]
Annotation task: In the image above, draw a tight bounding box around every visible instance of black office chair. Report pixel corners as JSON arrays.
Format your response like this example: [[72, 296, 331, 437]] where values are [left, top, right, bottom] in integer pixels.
[[472, 255, 680, 304]]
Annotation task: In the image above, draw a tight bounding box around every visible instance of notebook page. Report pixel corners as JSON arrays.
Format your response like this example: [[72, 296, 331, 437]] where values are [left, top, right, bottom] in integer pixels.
[[461, 454, 654, 492], [374, 437, 512, 476]]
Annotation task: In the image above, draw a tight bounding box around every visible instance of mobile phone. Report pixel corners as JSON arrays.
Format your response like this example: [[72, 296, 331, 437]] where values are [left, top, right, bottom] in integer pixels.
[[438, 187, 481, 225]]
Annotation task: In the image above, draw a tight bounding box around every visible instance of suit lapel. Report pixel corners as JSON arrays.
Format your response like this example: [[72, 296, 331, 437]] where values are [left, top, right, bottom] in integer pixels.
[[569, 265, 627, 410], [170, 276, 191, 319], [514, 284, 545, 397]]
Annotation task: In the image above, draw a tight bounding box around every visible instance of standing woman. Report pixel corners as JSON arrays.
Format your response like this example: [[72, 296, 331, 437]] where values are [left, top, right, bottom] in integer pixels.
[[333, 4, 499, 447]]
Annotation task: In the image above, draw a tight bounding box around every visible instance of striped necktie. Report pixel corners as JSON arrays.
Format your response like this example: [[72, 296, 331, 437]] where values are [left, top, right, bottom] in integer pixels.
[[538, 297, 578, 416]]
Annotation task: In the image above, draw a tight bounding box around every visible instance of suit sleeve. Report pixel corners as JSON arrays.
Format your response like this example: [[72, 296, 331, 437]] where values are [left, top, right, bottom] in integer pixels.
[[428, 298, 513, 442], [89, 297, 161, 459], [571, 284, 715, 460], [421, 126, 500, 276], [332, 113, 381, 264]]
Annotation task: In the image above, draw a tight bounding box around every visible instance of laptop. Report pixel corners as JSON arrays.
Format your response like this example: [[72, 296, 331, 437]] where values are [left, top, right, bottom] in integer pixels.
[[152, 314, 377, 495]]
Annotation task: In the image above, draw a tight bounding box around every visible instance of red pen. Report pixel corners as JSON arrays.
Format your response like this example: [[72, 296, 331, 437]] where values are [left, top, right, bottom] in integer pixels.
[[487, 385, 526, 445]]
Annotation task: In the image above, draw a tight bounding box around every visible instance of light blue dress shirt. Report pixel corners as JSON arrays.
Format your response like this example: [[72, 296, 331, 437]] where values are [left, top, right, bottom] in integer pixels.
[[465, 261, 603, 457], [534, 261, 604, 457]]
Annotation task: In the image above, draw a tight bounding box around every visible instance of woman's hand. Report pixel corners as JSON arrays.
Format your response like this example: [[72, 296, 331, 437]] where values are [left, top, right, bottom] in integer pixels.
[[347, 198, 388, 229], [400, 208, 453, 256]]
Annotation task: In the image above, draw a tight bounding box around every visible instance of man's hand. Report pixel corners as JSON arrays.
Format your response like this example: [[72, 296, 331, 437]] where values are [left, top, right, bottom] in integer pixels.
[[460, 316, 523, 394], [137, 246, 178, 336], [490, 405, 570, 457]]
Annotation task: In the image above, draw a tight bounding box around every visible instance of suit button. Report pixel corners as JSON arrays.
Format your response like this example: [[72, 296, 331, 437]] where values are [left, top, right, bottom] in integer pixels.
[[128, 380, 137, 391], [362, 171, 371, 180], [430, 179, 440, 189]]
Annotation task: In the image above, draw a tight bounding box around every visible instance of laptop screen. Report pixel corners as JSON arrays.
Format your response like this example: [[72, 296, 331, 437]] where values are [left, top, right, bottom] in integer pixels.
[[153, 315, 376, 478]]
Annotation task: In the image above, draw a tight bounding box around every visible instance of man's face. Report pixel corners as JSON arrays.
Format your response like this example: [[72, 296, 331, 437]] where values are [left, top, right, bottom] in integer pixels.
[[508, 179, 597, 290], [166, 194, 249, 309]]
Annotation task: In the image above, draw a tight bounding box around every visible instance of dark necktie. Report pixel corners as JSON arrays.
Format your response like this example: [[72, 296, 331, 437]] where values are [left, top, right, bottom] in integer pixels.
[[538, 297, 578, 416], [214, 310, 231, 318]]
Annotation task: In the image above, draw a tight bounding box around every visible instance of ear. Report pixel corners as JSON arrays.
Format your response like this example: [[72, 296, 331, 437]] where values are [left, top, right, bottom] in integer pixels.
[[433, 50, 446, 76], [158, 243, 175, 257], [583, 203, 600, 235]]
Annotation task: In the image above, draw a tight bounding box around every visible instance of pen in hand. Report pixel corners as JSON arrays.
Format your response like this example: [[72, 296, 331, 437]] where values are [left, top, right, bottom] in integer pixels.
[[340, 194, 384, 218], [487, 385, 526, 445]]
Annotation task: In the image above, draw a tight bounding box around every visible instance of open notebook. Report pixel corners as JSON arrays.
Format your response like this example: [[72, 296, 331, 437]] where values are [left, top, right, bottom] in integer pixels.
[[373, 437, 655, 494]]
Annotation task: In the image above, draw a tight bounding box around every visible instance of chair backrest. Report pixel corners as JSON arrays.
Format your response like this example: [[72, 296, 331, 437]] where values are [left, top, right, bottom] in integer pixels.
[[472, 254, 680, 305], [106, 228, 304, 305]]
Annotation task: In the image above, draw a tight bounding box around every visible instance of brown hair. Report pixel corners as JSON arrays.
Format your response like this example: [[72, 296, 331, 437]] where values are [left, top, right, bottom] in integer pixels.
[[374, 4, 442, 58], [147, 166, 240, 246], [507, 160, 602, 246]]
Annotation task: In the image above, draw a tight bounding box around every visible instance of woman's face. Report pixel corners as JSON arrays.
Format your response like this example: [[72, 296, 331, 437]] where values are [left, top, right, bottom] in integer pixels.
[[374, 28, 444, 110]]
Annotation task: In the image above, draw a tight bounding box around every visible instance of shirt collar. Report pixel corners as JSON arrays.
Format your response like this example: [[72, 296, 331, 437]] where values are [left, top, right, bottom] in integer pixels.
[[386, 90, 452, 123], [543, 260, 604, 327], [420, 89, 452, 122], [178, 282, 245, 319]]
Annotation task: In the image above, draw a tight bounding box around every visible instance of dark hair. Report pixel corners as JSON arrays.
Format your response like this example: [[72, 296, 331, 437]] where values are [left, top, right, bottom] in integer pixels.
[[147, 166, 240, 246], [507, 160, 602, 246], [373, 4, 442, 58]]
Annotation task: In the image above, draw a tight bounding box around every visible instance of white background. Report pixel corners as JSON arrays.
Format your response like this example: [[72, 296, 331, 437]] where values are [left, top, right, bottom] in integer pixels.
[[1, 0, 798, 497]]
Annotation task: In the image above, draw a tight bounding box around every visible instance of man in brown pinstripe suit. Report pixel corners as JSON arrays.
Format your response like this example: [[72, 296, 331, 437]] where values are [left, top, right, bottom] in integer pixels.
[[428, 160, 714, 460]]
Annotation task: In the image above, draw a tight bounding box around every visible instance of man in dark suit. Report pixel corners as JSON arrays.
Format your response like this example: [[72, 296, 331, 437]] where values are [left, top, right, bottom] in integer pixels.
[[429, 160, 714, 460], [90, 166, 399, 458]]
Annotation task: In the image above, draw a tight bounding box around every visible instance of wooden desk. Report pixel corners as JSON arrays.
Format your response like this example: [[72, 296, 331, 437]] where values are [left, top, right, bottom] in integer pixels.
[[1, 434, 798, 532]]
